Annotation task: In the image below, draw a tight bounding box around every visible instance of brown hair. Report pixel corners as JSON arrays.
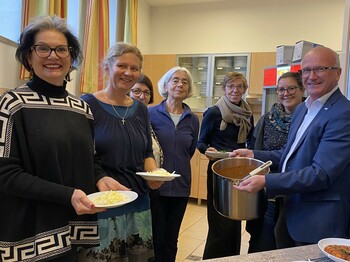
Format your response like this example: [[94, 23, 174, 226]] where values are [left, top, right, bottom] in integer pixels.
[[222, 72, 248, 91], [135, 74, 154, 104], [277, 71, 303, 89]]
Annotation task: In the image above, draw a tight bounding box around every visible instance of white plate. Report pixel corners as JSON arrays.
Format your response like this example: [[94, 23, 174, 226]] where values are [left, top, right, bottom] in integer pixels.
[[205, 151, 230, 159], [318, 238, 350, 262], [136, 172, 181, 181], [87, 190, 138, 208]]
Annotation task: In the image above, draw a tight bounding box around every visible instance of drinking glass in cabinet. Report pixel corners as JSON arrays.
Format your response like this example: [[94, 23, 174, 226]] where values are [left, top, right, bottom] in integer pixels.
[[177, 53, 250, 111], [177, 56, 210, 98], [213, 55, 249, 96]]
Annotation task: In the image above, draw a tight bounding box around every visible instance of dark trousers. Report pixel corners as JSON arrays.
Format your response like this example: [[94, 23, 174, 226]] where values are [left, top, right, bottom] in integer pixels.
[[246, 200, 277, 253], [203, 162, 241, 259], [274, 197, 312, 248], [150, 190, 188, 262]]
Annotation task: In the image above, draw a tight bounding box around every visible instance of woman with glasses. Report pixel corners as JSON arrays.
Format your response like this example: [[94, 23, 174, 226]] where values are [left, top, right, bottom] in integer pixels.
[[0, 15, 115, 261], [148, 67, 199, 262], [196, 71, 254, 259], [245, 71, 305, 254], [129, 74, 163, 168], [130, 74, 153, 103]]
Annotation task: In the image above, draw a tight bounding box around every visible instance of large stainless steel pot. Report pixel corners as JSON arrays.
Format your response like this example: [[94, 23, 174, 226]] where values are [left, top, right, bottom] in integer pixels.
[[212, 157, 270, 220]]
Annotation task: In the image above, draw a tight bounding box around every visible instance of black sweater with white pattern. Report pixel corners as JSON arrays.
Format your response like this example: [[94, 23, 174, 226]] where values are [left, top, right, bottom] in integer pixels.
[[0, 75, 100, 261]]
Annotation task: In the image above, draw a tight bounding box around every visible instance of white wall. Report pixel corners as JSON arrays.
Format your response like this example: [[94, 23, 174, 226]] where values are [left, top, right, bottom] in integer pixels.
[[139, 0, 344, 54], [0, 38, 80, 94], [341, 0, 350, 96], [0, 40, 24, 89], [137, 0, 151, 55]]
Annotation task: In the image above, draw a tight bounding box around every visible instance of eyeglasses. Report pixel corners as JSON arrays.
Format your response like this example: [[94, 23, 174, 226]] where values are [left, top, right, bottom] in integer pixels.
[[131, 89, 151, 97], [225, 84, 245, 91], [170, 78, 189, 86], [32, 44, 71, 58], [301, 66, 340, 77], [276, 86, 299, 95]]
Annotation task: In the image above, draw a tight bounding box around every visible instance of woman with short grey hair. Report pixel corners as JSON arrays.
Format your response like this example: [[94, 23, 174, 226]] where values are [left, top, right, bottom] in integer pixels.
[[157, 66, 195, 98], [148, 66, 199, 262]]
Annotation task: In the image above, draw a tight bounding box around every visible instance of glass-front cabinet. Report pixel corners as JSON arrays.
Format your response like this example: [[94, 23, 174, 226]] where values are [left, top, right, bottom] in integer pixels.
[[262, 86, 278, 115], [177, 53, 251, 111], [177, 55, 211, 110]]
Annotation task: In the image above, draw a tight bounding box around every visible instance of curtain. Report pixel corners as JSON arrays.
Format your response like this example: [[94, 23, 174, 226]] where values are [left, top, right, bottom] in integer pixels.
[[115, 0, 126, 42], [20, 0, 138, 92], [79, 0, 110, 93], [48, 0, 67, 17], [115, 0, 138, 45], [124, 0, 138, 45], [20, 0, 67, 79]]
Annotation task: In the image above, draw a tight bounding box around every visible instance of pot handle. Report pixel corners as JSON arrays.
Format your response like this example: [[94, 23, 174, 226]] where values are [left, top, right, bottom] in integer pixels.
[[241, 160, 273, 181]]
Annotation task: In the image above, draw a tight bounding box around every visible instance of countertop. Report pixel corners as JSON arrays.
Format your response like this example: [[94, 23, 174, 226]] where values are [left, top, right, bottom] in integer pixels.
[[205, 244, 332, 262]]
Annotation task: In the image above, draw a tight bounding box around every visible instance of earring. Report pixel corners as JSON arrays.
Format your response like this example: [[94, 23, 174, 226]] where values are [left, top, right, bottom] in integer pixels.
[[65, 72, 71, 82], [29, 67, 33, 80], [65, 66, 73, 82]]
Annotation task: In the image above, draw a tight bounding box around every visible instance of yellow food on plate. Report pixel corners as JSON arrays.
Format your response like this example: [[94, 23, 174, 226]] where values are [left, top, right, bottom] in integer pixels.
[[147, 168, 172, 176], [93, 191, 127, 205]]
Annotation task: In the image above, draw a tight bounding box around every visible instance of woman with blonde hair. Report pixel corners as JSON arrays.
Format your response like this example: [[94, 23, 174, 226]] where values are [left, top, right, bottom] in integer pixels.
[[78, 42, 161, 262]]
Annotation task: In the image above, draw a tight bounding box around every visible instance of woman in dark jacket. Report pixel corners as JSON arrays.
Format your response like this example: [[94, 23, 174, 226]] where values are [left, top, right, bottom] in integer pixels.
[[197, 71, 254, 259]]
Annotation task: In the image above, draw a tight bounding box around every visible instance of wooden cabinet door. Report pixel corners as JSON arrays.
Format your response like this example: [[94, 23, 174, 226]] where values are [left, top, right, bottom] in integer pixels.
[[190, 149, 200, 198], [142, 54, 177, 105], [249, 52, 276, 95], [198, 154, 209, 200]]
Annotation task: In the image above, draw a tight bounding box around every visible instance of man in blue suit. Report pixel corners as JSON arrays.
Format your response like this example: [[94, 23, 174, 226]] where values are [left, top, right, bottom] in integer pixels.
[[230, 46, 350, 247]]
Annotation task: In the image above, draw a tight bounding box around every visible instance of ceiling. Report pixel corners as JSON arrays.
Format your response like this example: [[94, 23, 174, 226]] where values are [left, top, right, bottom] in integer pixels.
[[146, 0, 226, 6]]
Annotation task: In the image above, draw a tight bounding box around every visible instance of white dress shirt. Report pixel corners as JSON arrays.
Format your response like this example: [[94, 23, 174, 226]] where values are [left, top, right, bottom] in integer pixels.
[[281, 87, 339, 172]]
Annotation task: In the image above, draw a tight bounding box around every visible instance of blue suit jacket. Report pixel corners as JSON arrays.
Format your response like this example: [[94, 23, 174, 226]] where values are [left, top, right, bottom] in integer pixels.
[[254, 88, 350, 243]]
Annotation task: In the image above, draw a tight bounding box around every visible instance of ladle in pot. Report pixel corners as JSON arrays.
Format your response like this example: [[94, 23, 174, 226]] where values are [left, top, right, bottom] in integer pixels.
[[235, 160, 272, 185]]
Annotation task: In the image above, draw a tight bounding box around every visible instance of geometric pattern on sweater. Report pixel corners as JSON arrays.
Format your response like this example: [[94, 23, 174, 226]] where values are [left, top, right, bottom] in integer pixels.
[[0, 222, 99, 262], [0, 86, 93, 158]]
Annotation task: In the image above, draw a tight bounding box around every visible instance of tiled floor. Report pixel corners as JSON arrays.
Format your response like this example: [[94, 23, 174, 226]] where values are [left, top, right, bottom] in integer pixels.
[[176, 198, 249, 261]]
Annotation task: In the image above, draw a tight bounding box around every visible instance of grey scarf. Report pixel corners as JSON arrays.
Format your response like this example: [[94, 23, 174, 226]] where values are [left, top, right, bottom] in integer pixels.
[[215, 95, 252, 143]]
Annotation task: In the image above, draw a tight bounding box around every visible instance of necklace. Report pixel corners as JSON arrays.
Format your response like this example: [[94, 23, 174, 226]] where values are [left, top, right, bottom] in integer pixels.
[[111, 104, 129, 125], [104, 91, 129, 125]]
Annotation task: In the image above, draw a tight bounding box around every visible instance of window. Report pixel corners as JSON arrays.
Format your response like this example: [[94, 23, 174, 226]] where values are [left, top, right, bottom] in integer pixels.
[[0, 0, 22, 42], [67, 0, 80, 37], [109, 0, 117, 47], [0, 0, 118, 48]]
